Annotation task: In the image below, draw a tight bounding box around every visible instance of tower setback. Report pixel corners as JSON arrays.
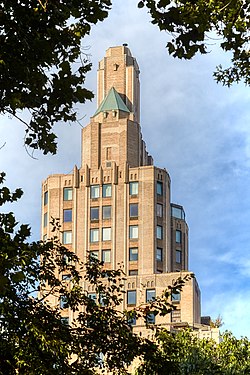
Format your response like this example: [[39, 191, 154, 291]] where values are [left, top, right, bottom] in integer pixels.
[[42, 46, 203, 333]]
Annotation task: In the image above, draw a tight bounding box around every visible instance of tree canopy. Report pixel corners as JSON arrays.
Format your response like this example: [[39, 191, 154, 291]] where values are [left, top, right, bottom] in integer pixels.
[[136, 329, 250, 374], [139, 0, 250, 86], [0, 0, 111, 155], [0, 1, 249, 155]]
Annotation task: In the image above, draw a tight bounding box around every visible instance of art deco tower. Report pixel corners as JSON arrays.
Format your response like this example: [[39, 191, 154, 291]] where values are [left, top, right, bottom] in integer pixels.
[[42, 46, 202, 331]]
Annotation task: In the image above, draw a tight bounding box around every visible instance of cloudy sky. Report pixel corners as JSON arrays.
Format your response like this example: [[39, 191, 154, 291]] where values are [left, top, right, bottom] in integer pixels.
[[1, 1, 250, 338]]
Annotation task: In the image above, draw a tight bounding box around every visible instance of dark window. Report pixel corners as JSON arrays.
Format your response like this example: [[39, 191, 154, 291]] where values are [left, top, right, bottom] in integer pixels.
[[157, 203, 163, 217], [43, 212, 48, 227], [63, 209, 72, 222], [88, 293, 97, 303], [62, 274, 71, 280], [102, 184, 112, 198], [60, 295, 68, 309], [156, 181, 163, 195], [99, 293, 107, 306], [176, 250, 182, 263], [172, 291, 181, 301], [90, 207, 99, 221], [89, 251, 99, 260], [146, 289, 156, 302], [61, 317, 69, 325], [157, 225, 163, 239], [156, 247, 163, 261], [130, 203, 138, 218], [64, 188, 72, 201], [176, 230, 182, 244], [44, 191, 48, 205], [146, 312, 155, 324], [127, 290, 136, 306], [129, 270, 138, 276], [102, 206, 111, 220], [127, 313, 136, 326], [129, 247, 138, 261]]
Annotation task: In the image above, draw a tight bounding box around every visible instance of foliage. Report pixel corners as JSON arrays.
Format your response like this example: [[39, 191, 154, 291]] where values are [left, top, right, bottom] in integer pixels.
[[0, 172, 191, 374], [136, 329, 250, 375], [1, 2, 249, 155], [0, 0, 111, 155], [210, 314, 224, 328], [138, 0, 250, 86]]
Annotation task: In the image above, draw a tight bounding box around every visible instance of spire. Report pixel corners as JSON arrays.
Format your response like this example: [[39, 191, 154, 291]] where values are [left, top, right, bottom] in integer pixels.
[[94, 87, 130, 116]]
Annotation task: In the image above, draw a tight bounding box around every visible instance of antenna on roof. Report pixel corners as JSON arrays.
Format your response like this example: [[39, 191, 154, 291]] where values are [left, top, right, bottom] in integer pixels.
[[123, 43, 128, 47]]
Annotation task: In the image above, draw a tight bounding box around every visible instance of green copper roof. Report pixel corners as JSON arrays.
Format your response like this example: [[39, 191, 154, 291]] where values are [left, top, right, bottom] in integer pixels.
[[94, 87, 130, 116]]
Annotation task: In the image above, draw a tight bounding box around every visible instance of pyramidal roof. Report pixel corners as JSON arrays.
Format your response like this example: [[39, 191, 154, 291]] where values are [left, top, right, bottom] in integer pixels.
[[94, 87, 130, 116]]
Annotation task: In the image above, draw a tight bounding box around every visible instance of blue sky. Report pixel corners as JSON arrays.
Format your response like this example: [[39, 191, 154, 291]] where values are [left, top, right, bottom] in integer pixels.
[[1, 1, 250, 337]]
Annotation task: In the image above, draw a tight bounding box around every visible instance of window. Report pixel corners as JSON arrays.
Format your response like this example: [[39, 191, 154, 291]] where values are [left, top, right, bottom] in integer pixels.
[[156, 247, 163, 262], [176, 250, 182, 263], [171, 205, 185, 220], [44, 191, 48, 205], [90, 207, 99, 221], [62, 274, 71, 280], [90, 228, 99, 243], [64, 187, 72, 201], [63, 209, 72, 222], [89, 251, 99, 260], [127, 290, 136, 306], [129, 225, 138, 239], [88, 293, 97, 303], [60, 295, 68, 309], [156, 181, 163, 195], [102, 227, 111, 241], [43, 212, 48, 227], [176, 230, 182, 243], [157, 225, 163, 240], [61, 317, 69, 325], [171, 309, 181, 323], [102, 206, 111, 220], [127, 313, 136, 326], [129, 182, 138, 195], [146, 312, 155, 324], [102, 184, 112, 198], [129, 247, 138, 261], [90, 185, 100, 199], [157, 203, 163, 217], [62, 254, 70, 266], [146, 289, 156, 302], [129, 203, 138, 218], [63, 231, 72, 244], [102, 249, 111, 263], [129, 270, 138, 276], [172, 291, 181, 301]]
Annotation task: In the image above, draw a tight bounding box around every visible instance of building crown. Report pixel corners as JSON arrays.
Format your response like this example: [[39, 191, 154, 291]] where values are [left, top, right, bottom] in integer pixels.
[[94, 87, 130, 116]]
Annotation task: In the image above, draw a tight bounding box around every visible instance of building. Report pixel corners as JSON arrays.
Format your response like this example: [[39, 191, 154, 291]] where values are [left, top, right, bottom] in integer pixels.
[[41, 45, 207, 334]]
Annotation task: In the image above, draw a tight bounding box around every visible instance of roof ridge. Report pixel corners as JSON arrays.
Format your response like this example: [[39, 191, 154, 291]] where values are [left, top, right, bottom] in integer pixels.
[[94, 87, 130, 116]]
